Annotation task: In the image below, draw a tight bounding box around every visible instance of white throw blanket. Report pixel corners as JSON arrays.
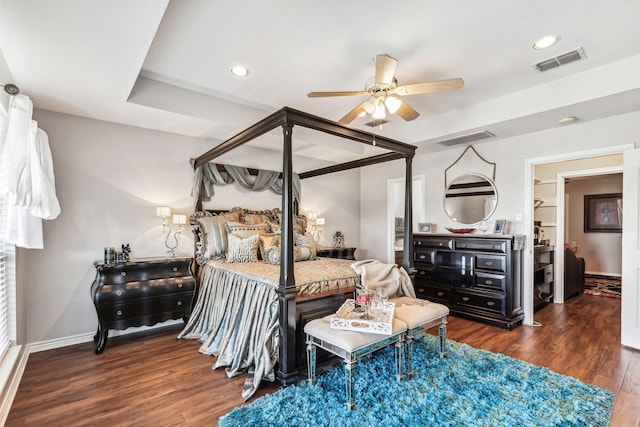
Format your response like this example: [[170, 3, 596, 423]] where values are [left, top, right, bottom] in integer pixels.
[[351, 259, 416, 298]]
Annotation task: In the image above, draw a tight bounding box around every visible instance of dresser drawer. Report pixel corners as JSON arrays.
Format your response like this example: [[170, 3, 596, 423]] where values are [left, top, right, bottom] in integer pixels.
[[474, 254, 506, 272], [99, 260, 192, 284], [414, 267, 435, 281], [455, 239, 506, 253], [98, 277, 195, 304], [414, 237, 453, 250], [455, 289, 507, 316], [475, 272, 506, 291], [414, 248, 435, 265], [415, 283, 450, 304], [100, 293, 194, 322]]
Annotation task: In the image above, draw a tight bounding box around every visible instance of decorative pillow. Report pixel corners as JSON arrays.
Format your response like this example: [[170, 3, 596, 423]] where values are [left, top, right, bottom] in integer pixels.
[[268, 220, 303, 235], [277, 213, 307, 234], [226, 233, 260, 263], [296, 232, 317, 258], [266, 245, 314, 265], [221, 210, 241, 223], [196, 215, 229, 259], [243, 212, 274, 225], [226, 221, 270, 239], [259, 234, 280, 260]]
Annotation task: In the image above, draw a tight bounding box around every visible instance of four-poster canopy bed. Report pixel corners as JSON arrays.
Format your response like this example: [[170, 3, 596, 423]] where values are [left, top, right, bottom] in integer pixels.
[[181, 107, 417, 400]]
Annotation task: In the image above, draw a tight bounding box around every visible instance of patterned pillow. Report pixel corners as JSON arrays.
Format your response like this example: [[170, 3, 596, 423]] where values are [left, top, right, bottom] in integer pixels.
[[259, 234, 280, 260], [266, 245, 314, 265], [268, 221, 303, 235], [196, 215, 229, 259], [296, 232, 317, 258], [226, 233, 260, 263], [243, 213, 274, 225], [226, 221, 270, 239]]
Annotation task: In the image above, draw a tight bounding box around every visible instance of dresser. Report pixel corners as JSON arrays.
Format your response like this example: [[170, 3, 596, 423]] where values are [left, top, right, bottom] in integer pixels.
[[413, 233, 524, 330], [91, 257, 196, 353], [316, 247, 356, 260]]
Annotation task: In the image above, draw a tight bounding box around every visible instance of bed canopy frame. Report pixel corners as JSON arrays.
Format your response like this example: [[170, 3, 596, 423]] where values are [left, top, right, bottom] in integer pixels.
[[192, 106, 417, 384]]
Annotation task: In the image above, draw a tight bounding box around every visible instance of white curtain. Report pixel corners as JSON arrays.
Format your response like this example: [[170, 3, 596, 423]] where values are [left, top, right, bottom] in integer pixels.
[[0, 94, 60, 249]]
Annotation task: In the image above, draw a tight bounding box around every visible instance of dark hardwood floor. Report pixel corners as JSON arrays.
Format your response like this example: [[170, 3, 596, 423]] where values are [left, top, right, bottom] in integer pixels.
[[6, 294, 639, 426]]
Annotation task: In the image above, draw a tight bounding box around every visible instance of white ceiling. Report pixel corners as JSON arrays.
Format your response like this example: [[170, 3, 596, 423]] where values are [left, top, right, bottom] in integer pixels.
[[1, 0, 640, 163]]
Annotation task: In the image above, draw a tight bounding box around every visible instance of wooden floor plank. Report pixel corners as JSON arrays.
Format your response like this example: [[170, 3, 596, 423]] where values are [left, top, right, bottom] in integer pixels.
[[6, 294, 638, 426]]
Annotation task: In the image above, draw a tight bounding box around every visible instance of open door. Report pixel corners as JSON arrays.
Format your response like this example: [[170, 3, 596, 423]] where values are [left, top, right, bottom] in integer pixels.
[[622, 148, 640, 348]]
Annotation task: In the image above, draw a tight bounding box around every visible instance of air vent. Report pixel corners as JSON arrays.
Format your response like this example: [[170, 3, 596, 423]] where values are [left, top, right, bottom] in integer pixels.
[[364, 119, 388, 127], [533, 47, 587, 72], [436, 130, 496, 146]]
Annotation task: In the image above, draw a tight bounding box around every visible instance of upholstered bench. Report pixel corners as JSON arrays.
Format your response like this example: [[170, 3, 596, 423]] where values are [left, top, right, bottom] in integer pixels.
[[304, 315, 408, 410], [390, 296, 449, 377]]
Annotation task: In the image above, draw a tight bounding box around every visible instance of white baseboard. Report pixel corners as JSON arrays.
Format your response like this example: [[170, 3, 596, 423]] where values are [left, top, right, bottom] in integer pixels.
[[0, 345, 29, 426], [28, 319, 184, 353]]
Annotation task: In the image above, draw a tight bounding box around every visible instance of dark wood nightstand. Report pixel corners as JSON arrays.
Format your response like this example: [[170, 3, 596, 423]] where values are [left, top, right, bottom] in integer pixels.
[[316, 247, 356, 260], [91, 256, 196, 353]]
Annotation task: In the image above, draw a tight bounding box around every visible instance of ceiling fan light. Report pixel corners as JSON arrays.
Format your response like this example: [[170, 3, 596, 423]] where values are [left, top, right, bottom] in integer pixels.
[[363, 99, 376, 115], [372, 103, 386, 120], [385, 96, 402, 114]]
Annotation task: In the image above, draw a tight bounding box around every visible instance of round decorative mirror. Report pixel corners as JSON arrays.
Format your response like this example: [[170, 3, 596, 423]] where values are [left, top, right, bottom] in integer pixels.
[[443, 174, 497, 225]]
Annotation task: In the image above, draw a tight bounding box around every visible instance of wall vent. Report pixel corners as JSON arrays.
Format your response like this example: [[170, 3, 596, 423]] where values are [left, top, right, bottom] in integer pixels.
[[533, 47, 587, 72], [436, 130, 496, 146]]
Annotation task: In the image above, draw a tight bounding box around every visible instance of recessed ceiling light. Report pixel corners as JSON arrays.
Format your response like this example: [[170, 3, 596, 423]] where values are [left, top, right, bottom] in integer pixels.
[[533, 35, 561, 50], [558, 116, 577, 124], [231, 65, 249, 77]]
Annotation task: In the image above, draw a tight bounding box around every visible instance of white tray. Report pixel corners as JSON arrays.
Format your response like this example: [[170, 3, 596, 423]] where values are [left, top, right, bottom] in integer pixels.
[[330, 299, 395, 335]]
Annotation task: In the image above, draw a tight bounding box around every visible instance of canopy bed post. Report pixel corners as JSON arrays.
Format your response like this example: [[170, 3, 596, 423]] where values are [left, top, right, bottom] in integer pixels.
[[402, 155, 414, 273], [278, 122, 299, 384]]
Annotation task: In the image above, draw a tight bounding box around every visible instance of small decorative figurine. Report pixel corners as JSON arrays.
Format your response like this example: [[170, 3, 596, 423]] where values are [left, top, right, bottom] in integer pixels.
[[117, 243, 131, 262], [333, 231, 344, 248]]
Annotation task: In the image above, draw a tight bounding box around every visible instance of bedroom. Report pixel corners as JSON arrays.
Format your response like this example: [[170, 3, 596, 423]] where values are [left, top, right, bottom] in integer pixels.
[[1, 1, 639, 425]]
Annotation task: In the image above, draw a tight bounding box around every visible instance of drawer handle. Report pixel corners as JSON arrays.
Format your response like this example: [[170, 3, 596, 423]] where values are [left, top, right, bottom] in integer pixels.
[[419, 255, 426, 260], [485, 280, 493, 285], [485, 261, 493, 266], [418, 271, 425, 276], [177, 282, 183, 288], [172, 267, 178, 272], [487, 301, 496, 306], [116, 310, 123, 316], [177, 301, 182, 306], [437, 291, 444, 297], [462, 296, 470, 302], [418, 288, 425, 293], [120, 272, 127, 277], [116, 290, 123, 296], [439, 242, 444, 246], [416, 241, 422, 245]]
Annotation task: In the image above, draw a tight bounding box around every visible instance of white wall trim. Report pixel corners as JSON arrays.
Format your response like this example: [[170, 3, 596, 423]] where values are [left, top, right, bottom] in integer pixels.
[[0, 345, 28, 426], [523, 143, 633, 326]]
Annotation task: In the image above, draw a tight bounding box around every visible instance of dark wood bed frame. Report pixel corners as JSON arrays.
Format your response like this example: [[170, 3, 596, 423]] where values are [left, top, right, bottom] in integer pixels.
[[192, 107, 417, 385]]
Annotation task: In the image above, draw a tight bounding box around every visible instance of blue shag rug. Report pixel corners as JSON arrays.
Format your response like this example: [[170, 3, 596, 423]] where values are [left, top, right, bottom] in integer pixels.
[[218, 335, 614, 427]]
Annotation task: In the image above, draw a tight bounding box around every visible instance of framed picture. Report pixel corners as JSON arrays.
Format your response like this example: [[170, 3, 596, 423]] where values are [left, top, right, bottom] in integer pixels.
[[584, 193, 622, 233], [493, 219, 506, 234], [418, 223, 432, 233]]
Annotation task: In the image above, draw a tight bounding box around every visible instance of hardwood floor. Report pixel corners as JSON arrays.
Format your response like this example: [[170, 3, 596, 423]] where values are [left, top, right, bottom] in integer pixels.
[[6, 294, 639, 426]]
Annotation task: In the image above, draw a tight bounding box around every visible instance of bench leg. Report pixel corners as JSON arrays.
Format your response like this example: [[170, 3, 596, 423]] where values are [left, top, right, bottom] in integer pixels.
[[345, 359, 355, 410], [306, 336, 317, 385], [394, 338, 405, 380], [439, 316, 448, 357]]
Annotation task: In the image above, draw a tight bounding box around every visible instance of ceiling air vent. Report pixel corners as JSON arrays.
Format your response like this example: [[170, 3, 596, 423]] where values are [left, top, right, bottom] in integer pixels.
[[436, 130, 496, 146], [533, 47, 587, 72]]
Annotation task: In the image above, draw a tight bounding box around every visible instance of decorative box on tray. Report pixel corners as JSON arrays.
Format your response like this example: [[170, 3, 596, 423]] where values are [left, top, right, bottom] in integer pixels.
[[330, 299, 395, 335]]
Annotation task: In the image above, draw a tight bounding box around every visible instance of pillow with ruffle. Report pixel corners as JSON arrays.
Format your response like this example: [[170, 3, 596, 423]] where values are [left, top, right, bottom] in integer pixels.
[[243, 212, 274, 225], [296, 232, 317, 258], [268, 221, 303, 235], [226, 221, 270, 239], [259, 234, 280, 260], [226, 233, 260, 263], [266, 245, 314, 265], [196, 214, 229, 260]]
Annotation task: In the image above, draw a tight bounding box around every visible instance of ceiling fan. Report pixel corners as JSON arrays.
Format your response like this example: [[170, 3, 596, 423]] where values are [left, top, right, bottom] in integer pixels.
[[307, 54, 464, 125]]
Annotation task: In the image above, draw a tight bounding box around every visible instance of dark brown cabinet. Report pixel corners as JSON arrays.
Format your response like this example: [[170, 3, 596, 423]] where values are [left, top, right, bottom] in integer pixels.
[[91, 257, 196, 353], [413, 233, 524, 330], [316, 247, 356, 260]]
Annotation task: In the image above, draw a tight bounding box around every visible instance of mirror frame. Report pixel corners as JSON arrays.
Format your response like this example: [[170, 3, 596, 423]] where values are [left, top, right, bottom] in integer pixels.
[[443, 173, 498, 225]]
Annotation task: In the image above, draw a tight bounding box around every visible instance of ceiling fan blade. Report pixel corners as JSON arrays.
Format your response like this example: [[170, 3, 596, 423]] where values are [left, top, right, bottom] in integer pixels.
[[338, 102, 367, 125], [392, 78, 464, 96], [307, 91, 364, 98], [375, 54, 398, 86], [395, 101, 420, 121]]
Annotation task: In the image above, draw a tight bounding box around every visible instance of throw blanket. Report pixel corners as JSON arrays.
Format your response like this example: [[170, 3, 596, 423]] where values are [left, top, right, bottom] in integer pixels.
[[351, 259, 416, 298]]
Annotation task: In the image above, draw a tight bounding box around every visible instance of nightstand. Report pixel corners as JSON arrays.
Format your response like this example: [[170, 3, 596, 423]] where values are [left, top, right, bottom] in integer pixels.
[[91, 256, 196, 353], [316, 247, 356, 260]]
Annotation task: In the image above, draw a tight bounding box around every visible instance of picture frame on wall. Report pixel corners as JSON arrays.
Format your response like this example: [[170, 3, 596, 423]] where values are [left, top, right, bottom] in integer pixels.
[[417, 223, 433, 233], [493, 219, 506, 234], [584, 193, 622, 233]]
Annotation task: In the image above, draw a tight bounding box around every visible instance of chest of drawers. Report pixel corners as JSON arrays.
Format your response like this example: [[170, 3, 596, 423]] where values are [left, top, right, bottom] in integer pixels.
[[91, 257, 196, 353], [413, 233, 524, 330]]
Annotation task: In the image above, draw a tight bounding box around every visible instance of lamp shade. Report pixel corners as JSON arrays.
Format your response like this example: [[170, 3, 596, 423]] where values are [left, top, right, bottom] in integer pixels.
[[316, 217, 325, 226], [172, 214, 187, 225], [156, 206, 171, 217]]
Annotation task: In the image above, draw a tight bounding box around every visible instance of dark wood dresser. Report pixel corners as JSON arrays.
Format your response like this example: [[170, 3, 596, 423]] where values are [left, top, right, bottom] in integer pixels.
[[316, 247, 356, 260], [413, 233, 524, 330], [91, 257, 196, 353]]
